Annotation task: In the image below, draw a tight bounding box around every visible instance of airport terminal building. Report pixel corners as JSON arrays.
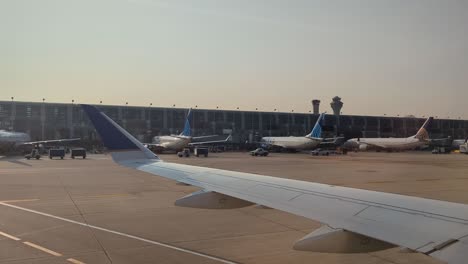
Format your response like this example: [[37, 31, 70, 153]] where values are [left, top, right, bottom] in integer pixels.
[[0, 100, 467, 145]]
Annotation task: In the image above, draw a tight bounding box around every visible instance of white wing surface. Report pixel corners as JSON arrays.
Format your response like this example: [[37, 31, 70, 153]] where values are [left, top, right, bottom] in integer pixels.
[[20, 138, 81, 146], [189, 135, 232, 146], [82, 104, 468, 264]]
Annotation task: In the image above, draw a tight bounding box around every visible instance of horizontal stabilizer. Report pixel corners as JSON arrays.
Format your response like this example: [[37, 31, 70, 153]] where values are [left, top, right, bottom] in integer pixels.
[[175, 190, 254, 209], [293, 225, 395, 253]]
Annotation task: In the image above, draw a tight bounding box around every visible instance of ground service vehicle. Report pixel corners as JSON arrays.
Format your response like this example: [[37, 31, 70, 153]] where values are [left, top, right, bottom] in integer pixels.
[[310, 148, 332, 156], [194, 147, 208, 157], [177, 148, 190, 158], [250, 148, 269, 156], [25, 149, 41, 160], [71, 148, 86, 159], [461, 143, 468, 154], [49, 148, 65, 159]]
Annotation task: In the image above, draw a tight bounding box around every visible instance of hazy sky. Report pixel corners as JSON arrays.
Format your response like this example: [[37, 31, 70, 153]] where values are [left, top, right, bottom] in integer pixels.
[[1, 0, 467, 118]]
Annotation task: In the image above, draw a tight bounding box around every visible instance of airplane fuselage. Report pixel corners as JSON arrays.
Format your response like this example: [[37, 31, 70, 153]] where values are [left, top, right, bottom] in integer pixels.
[[0, 131, 31, 153], [0, 130, 31, 144], [152, 135, 191, 151], [261, 136, 321, 151], [346, 137, 426, 151]]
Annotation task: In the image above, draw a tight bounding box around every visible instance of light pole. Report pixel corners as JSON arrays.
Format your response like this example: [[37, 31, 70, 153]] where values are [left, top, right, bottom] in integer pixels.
[[269, 113, 272, 136], [149, 103, 152, 122], [10, 97, 14, 130], [41, 98, 45, 140], [147, 103, 152, 139], [124, 102, 128, 128]]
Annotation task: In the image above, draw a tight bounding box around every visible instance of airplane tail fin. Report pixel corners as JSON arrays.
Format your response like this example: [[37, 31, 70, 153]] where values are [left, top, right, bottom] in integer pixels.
[[81, 105, 159, 164], [414, 117, 433, 141], [179, 109, 193, 137], [306, 113, 325, 138]]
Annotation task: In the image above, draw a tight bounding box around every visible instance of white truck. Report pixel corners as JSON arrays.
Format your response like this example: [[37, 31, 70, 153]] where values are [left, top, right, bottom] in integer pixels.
[[460, 142, 468, 154]]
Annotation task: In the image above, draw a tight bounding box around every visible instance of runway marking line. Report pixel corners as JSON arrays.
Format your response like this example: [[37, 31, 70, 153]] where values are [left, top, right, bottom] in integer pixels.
[[0, 231, 21, 241], [0, 199, 39, 203], [67, 258, 86, 264], [23, 241, 63, 257], [0, 201, 237, 264]]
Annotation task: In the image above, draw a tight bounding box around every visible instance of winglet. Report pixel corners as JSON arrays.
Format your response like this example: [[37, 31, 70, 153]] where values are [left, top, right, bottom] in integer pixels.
[[180, 109, 192, 137], [81, 104, 159, 163], [306, 113, 325, 138]]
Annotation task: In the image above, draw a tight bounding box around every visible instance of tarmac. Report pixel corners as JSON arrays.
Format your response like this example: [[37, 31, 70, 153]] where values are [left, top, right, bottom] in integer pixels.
[[1, 151, 467, 264]]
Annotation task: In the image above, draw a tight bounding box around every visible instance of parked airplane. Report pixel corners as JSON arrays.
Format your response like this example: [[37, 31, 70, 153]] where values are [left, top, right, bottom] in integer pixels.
[[82, 104, 467, 264], [0, 130, 80, 153], [259, 113, 325, 151], [344, 117, 433, 151], [147, 109, 230, 152]]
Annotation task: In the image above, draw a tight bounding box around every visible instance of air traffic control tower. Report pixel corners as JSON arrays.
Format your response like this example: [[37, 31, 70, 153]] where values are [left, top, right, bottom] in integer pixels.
[[311, 100, 320, 115], [330, 96, 343, 116], [330, 96, 343, 134]]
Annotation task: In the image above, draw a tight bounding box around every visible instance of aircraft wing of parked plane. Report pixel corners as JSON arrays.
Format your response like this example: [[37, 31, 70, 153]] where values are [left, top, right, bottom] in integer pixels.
[[82, 104, 468, 264], [317, 136, 346, 148], [19, 138, 81, 146], [357, 141, 388, 149], [189, 135, 232, 146]]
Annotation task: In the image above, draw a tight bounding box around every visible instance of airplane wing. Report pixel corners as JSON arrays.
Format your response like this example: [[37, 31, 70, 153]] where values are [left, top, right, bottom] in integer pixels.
[[19, 138, 81, 146], [359, 142, 388, 149], [189, 135, 232, 146], [429, 138, 454, 147], [318, 137, 346, 148], [191, 135, 220, 140], [82, 104, 468, 264]]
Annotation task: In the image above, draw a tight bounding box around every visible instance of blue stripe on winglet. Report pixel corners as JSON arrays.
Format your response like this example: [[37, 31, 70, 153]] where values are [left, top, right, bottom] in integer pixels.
[[82, 104, 139, 150]]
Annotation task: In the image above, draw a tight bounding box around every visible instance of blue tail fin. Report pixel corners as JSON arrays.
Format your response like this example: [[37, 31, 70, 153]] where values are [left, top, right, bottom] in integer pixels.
[[307, 113, 325, 138], [180, 109, 193, 137]]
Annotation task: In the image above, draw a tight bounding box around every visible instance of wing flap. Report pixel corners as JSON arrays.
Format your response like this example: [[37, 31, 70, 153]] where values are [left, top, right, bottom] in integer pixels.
[[430, 236, 468, 264]]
